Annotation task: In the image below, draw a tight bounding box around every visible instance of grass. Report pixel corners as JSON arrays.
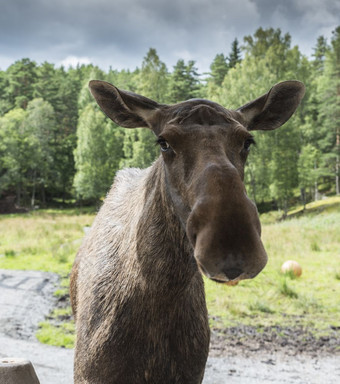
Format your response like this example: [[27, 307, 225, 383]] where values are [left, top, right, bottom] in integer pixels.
[[1, 197, 340, 347], [205, 195, 340, 333], [0, 208, 95, 274], [278, 278, 299, 299], [287, 196, 340, 217], [36, 320, 75, 348]]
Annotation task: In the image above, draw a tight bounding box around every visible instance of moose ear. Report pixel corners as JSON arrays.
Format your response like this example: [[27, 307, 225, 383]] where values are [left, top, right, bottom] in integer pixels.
[[89, 80, 163, 134], [237, 81, 305, 131]]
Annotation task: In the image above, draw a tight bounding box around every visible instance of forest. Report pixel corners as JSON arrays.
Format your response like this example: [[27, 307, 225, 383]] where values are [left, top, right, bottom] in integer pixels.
[[0, 27, 339, 214]]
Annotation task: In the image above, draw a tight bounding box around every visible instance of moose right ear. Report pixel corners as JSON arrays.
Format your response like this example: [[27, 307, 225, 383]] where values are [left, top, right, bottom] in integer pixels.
[[89, 80, 163, 133], [237, 81, 305, 131]]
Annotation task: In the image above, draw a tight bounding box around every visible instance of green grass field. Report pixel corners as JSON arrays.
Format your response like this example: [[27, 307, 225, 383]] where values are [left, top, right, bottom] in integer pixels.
[[1, 197, 339, 348], [0, 208, 94, 274]]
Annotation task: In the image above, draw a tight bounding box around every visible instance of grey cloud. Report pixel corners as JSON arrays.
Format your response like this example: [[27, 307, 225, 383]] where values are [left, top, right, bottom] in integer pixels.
[[0, 0, 339, 72]]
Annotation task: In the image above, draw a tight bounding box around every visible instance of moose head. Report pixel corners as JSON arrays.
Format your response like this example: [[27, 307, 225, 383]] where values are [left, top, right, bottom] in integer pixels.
[[89, 80, 305, 284]]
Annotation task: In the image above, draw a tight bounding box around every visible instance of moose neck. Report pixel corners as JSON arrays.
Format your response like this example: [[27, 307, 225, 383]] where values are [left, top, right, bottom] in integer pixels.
[[135, 157, 200, 297]]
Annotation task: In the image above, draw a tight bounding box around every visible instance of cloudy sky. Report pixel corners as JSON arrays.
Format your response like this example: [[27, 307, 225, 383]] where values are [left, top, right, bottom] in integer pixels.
[[0, 0, 339, 73]]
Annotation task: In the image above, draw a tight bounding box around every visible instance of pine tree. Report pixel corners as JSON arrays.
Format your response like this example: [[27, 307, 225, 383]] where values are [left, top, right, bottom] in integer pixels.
[[168, 59, 200, 103], [5, 58, 38, 109], [312, 36, 329, 73], [137, 48, 169, 103], [34, 62, 58, 104], [0, 70, 10, 115], [228, 38, 242, 69], [209, 54, 228, 87]]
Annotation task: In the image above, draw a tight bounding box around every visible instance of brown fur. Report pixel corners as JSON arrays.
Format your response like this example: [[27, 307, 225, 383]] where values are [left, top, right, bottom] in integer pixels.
[[70, 80, 305, 383]]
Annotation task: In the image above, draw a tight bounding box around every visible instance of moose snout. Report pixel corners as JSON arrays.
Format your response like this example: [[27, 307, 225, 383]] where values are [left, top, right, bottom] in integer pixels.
[[196, 247, 267, 284], [187, 196, 268, 284]]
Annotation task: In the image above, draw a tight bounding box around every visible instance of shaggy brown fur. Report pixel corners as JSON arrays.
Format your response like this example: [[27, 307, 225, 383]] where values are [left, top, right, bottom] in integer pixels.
[[70, 80, 305, 384], [71, 163, 209, 383]]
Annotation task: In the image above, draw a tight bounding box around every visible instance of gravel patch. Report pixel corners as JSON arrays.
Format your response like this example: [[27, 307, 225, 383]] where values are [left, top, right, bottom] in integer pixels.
[[0, 269, 59, 340]]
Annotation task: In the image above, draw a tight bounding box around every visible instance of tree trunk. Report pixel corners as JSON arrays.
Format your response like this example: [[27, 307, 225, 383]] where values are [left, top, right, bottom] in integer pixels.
[[282, 199, 288, 219], [62, 182, 66, 204], [314, 161, 319, 201], [41, 184, 46, 207], [16, 183, 21, 206], [300, 188, 306, 210], [336, 128, 339, 195], [31, 170, 36, 208], [336, 153, 339, 195]]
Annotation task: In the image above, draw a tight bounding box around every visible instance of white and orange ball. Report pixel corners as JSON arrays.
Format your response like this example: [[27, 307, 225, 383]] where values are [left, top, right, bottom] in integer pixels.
[[281, 260, 302, 277]]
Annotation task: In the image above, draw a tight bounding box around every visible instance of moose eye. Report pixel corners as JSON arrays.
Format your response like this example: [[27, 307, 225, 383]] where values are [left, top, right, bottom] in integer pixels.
[[157, 138, 171, 152], [244, 137, 255, 151]]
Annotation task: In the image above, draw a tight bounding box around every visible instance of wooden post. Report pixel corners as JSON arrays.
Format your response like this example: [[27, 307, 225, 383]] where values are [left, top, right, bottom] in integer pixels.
[[0, 358, 40, 384]]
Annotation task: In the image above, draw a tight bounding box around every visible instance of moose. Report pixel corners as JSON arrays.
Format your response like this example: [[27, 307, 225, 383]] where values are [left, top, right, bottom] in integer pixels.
[[70, 80, 305, 383]]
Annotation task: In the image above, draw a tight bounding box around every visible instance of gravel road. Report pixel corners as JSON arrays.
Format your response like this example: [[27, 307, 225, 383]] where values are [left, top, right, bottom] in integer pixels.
[[0, 269, 339, 384], [0, 269, 58, 340]]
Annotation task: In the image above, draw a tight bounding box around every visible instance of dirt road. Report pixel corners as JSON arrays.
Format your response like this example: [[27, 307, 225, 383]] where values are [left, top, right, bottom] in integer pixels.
[[0, 269, 339, 384]]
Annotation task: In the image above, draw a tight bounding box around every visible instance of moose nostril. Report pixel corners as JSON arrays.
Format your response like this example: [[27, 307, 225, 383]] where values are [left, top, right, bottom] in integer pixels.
[[224, 268, 243, 280]]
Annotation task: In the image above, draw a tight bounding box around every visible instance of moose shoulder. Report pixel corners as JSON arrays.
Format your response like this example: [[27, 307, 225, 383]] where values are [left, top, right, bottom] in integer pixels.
[[70, 80, 305, 384]]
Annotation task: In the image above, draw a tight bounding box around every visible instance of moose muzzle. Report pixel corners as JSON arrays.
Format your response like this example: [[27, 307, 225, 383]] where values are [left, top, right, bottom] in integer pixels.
[[186, 164, 268, 283]]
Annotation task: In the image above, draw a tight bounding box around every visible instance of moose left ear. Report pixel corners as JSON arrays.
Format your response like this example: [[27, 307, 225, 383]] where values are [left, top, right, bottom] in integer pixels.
[[236, 81, 305, 131], [89, 80, 164, 134]]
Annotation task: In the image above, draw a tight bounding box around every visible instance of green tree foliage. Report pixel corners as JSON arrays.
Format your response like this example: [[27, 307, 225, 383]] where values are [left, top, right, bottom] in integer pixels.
[[316, 27, 340, 195], [5, 58, 38, 110], [243, 28, 291, 60], [24, 98, 56, 206], [0, 27, 340, 209], [0, 108, 27, 202], [216, 28, 311, 211], [208, 38, 242, 95], [209, 54, 229, 87], [107, 68, 139, 92], [120, 48, 169, 171], [0, 99, 56, 205], [0, 60, 91, 204], [168, 59, 200, 103], [78, 67, 106, 111], [269, 120, 300, 216], [0, 70, 11, 115], [227, 38, 242, 69], [312, 36, 329, 73], [34, 62, 59, 105], [207, 39, 242, 99], [298, 144, 319, 207], [137, 48, 169, 103], [74, 105, 124, 200]]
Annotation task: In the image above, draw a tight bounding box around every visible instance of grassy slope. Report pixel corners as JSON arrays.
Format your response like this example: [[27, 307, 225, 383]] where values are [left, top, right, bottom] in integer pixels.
[[0, 198, 339, 347]]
